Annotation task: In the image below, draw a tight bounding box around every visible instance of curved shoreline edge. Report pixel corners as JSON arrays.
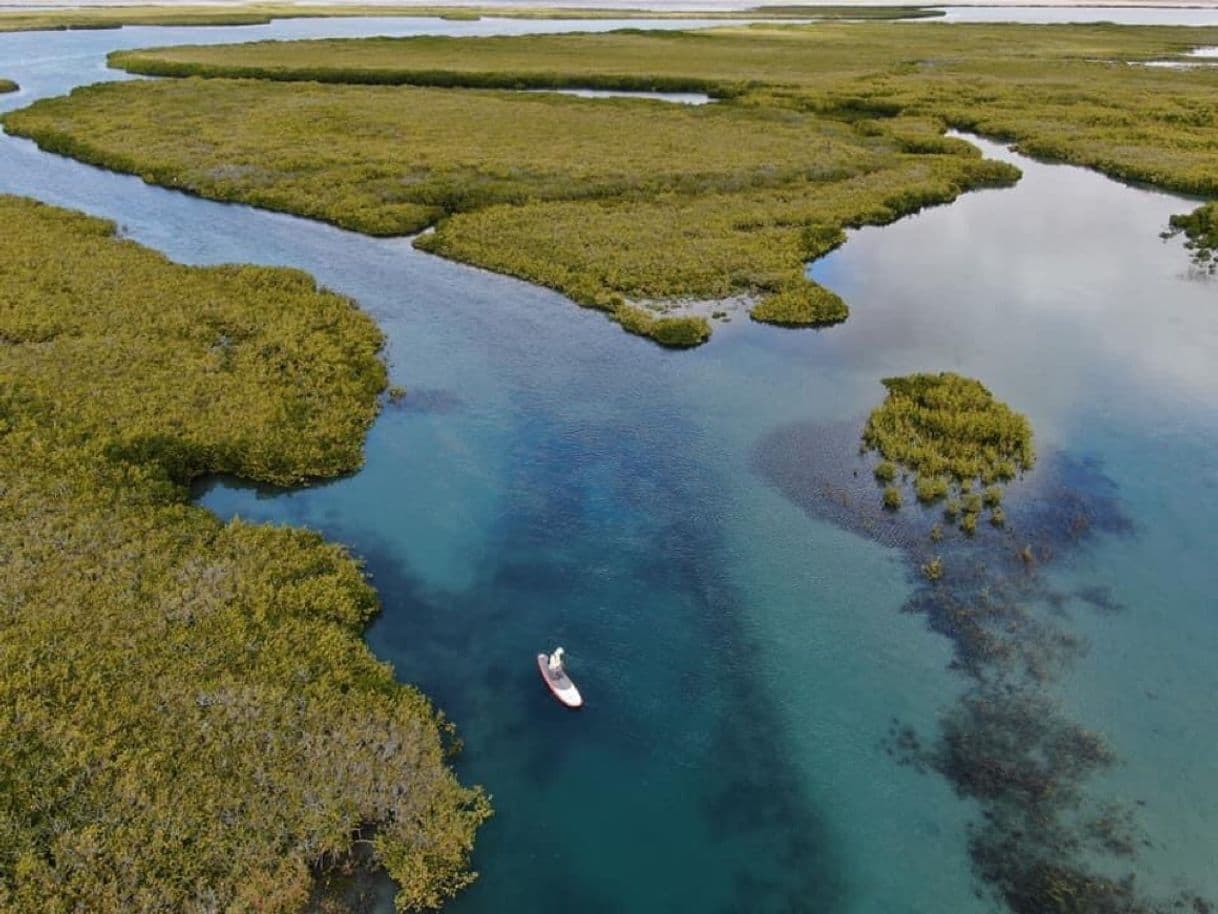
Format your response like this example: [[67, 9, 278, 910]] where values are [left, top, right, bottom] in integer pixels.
[[0, 194, 490, 913]]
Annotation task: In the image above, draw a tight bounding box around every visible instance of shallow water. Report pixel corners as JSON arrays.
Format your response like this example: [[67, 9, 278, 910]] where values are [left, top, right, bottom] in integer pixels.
[[524, 87, 714, 103], [1137, 44, 1218, 66], [2, 16, 1217, 914], [936, 5, 1218, 25]]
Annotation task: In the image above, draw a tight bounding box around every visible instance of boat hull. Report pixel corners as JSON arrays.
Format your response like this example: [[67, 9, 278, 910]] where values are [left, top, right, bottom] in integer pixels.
[[537, 653, 583, 708]]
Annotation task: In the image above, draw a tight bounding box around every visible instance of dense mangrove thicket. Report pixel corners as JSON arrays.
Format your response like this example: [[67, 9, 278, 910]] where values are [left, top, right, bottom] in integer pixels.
[[0, 80, 16, 94], [3, 78, 1015, 345], [20, 23, 1216, 344], [111, 24, 1218, 196], [414, 152, 1012, 324], [0, 3, 938, 32], [0, 196, 489, 913], [748, 276, 847, 326], [4, 78, 897, 234], [862, 373, 1035, 530]]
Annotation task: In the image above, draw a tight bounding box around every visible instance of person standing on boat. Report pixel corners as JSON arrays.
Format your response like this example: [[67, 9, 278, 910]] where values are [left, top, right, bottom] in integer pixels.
[[548, 647, 566, 672]]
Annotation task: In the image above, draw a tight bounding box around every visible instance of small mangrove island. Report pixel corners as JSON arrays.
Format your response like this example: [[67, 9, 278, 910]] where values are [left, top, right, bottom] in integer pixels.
[[863, 372, 1035, 529], [0, 195, 489, 914], [1165, 200, 1218, 272]]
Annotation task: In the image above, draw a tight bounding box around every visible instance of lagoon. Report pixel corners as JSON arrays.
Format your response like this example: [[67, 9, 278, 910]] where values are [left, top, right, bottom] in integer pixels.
[[2, 13, 1216, 914]]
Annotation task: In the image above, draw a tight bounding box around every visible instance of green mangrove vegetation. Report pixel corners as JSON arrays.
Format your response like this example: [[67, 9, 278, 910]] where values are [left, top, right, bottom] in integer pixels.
[[0, 5, 283, 32], [0, 3, 937, 33], [758, 405, 1201, 914], [862, 373, 1035, 529], [613, 304, 710, 348], [748, 276, 847, 327], [1164, 201, 1218, 272], [110, 23, 1218, 210], [0, 80, 16, 94], [4, 76, 1015, 346], [13, 22, 1216, 344], [0, 195, 489, 913]]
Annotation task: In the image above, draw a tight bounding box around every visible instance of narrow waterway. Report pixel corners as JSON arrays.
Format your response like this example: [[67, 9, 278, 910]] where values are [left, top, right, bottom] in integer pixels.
[[2, 15, 1216, 914]]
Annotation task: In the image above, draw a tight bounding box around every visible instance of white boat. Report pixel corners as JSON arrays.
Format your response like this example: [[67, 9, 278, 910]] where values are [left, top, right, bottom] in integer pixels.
[[537, 647, 583, 709]]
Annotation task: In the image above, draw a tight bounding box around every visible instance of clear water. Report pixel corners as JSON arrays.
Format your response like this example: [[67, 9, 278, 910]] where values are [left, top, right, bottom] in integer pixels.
[[2, 16, 1217, 914]]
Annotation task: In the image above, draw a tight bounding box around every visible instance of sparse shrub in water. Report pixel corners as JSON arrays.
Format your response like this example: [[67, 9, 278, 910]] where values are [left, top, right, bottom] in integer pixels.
[[983, 485, 1003, 507], [922, 556, 944, 581], [961, 511, 978, 535], [1164, 202, 1218, 274], [990, 506, 1006, 527], [916, 474, 949, 503], [883, 485, 903, 510], [875, 460, 897, 483]]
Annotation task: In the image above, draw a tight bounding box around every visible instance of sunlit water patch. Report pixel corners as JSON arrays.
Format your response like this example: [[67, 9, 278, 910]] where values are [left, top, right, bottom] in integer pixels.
[[523, 87, 714, 104], [2, 18, 1217, 914]]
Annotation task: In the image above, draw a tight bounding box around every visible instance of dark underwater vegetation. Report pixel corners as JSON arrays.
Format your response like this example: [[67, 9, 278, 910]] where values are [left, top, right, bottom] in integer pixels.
[[2, 12, 1216, 914], [752, 411, 1216, 914]]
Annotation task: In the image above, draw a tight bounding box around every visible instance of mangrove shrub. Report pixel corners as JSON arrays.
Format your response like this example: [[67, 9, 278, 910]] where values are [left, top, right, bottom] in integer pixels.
[[863, 372, 1035, 527], [0, 195, 489, 914]]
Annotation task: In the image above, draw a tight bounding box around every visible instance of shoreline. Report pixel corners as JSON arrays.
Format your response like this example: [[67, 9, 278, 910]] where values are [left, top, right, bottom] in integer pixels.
[[4, 2, 1218, 11]]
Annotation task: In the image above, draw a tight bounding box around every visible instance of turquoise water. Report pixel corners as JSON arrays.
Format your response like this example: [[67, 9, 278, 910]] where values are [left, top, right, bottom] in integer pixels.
[[3, 17, 1218, 914]]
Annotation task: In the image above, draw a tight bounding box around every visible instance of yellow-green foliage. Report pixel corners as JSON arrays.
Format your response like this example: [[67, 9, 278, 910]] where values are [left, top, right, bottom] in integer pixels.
[[414, 156, 1015, 314], [613, 304, 710, 348], [0, 196, 489, 913], [112, 23, 1218, 198], [961, 510, 978, 536], [865, 373, 1035, 482], [915, 474, 949, 504], [1165, 201, 1218, 271], [3, 77, 891, 235], [0, 7, 275, 32], [83, 22, 1218, 344], [6, 78, 1014, 345], [0, 3, 936, 33], [0, 79, 16, 93], [750, 277, 848, 326], [863, 373, 1035, 525]]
